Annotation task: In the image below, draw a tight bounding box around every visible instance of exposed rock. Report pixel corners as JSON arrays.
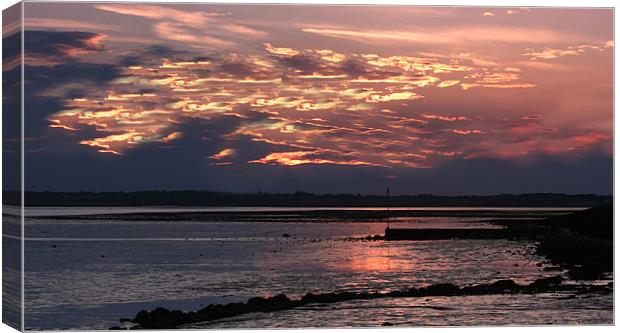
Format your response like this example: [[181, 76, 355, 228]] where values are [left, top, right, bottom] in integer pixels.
[[530, 275, 564, 289], [120, 278, 611, 329], [489, 279, 519, 292], [419, 283, 460, 296]]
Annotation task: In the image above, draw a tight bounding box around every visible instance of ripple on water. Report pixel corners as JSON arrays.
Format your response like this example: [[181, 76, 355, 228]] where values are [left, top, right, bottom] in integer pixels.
[[23, 219, 611, 330]]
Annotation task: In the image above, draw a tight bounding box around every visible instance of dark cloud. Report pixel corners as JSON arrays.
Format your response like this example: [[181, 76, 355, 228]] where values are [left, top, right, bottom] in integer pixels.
[[275, 54, 323, 74], [117, 56, 143, 67], [24, 115, 272, 192], [339, 59, 400, 79], [26, 63, 121, 94], [144, 45, 186, 58], [23, 62, 122, 147], [2, 31, 21, 63], [2, 34, 22, 192], [25, 30, 104, 60], [219, 62, 256, 77], [339, 59, 367, 77], [119, 45, 192, 67], [22, 31, 123, 154]]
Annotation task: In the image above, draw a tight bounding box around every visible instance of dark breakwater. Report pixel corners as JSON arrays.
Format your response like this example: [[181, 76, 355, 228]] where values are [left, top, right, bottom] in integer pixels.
[[385, 202, 613, 280], [385, 228, 510, 240]]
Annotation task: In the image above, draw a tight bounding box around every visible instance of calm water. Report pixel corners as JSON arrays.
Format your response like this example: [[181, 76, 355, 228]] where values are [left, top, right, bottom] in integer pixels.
[[17, 208, 612, 329]]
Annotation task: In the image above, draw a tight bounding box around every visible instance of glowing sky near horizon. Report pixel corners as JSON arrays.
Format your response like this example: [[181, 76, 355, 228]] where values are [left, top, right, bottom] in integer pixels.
[[21, 3, 613, 175]]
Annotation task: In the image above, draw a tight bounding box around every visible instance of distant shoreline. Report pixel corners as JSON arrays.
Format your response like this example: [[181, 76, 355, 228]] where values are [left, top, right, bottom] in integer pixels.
[[23, 207, 580, 221], [4, 191, 612, 208]]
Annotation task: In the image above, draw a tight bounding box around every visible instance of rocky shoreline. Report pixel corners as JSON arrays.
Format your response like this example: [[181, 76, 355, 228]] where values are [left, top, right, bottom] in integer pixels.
[[112, 276, 611, 329]]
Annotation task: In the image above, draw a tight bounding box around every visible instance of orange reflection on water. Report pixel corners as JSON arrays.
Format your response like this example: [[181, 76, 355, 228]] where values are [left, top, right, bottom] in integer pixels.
[[342, 242, 417, 272]]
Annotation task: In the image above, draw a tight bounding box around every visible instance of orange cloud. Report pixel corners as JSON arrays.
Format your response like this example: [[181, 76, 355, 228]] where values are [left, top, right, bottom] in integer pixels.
[[302, 26, 569, 45], [423, 114, 470, 122], [524, 41, 613, 60], [159, 132, 182, 143], [250, 151, 380, 167], [210, 148, 236, 160], [45, 39, 606, 169], [451, 129, 484, 135], [437, 80, 460, 88]]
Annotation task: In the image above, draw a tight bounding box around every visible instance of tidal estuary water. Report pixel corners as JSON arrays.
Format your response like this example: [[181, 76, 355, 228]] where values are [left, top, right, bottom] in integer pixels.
[[11, 207, 612, 329]]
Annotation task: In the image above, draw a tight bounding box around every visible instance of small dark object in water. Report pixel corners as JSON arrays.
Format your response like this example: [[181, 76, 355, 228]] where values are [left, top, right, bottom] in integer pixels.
[[51, 244, 57, 248], [101, 255, 106, 258], [381, 322, 394, 326], [282, 233, 290, 238]]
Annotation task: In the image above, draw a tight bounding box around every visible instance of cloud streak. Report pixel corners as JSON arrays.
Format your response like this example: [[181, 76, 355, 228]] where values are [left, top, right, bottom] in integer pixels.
[[94, 4, 268, 49], [302, 26, 572, 45]]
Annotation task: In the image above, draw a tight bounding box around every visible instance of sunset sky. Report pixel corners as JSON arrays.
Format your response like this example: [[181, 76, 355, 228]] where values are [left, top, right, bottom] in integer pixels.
[[17, 3, 613, 194]]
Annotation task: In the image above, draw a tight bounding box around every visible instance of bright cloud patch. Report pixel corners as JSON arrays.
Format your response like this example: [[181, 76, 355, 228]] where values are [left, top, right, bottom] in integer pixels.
[[524, 41, 613, 60], [45, 40, 606, 168]]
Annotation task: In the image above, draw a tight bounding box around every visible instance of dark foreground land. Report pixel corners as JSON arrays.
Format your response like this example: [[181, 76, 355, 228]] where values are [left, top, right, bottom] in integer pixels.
[[114, 202, 613, 329], [531, 202, 613, 280]]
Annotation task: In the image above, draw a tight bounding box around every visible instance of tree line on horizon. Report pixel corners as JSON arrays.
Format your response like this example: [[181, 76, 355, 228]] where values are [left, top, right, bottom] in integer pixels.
[[2, 190, 612, 207]]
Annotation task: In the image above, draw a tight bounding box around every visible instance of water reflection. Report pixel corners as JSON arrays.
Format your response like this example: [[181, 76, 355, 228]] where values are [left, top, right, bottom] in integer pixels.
[[340, 242, 413, 273], [23, 218, 608, 330]]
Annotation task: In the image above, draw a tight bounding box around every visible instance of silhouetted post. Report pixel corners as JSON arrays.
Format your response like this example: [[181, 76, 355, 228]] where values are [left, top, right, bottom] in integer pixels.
[[386, 186, 390, 230]]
